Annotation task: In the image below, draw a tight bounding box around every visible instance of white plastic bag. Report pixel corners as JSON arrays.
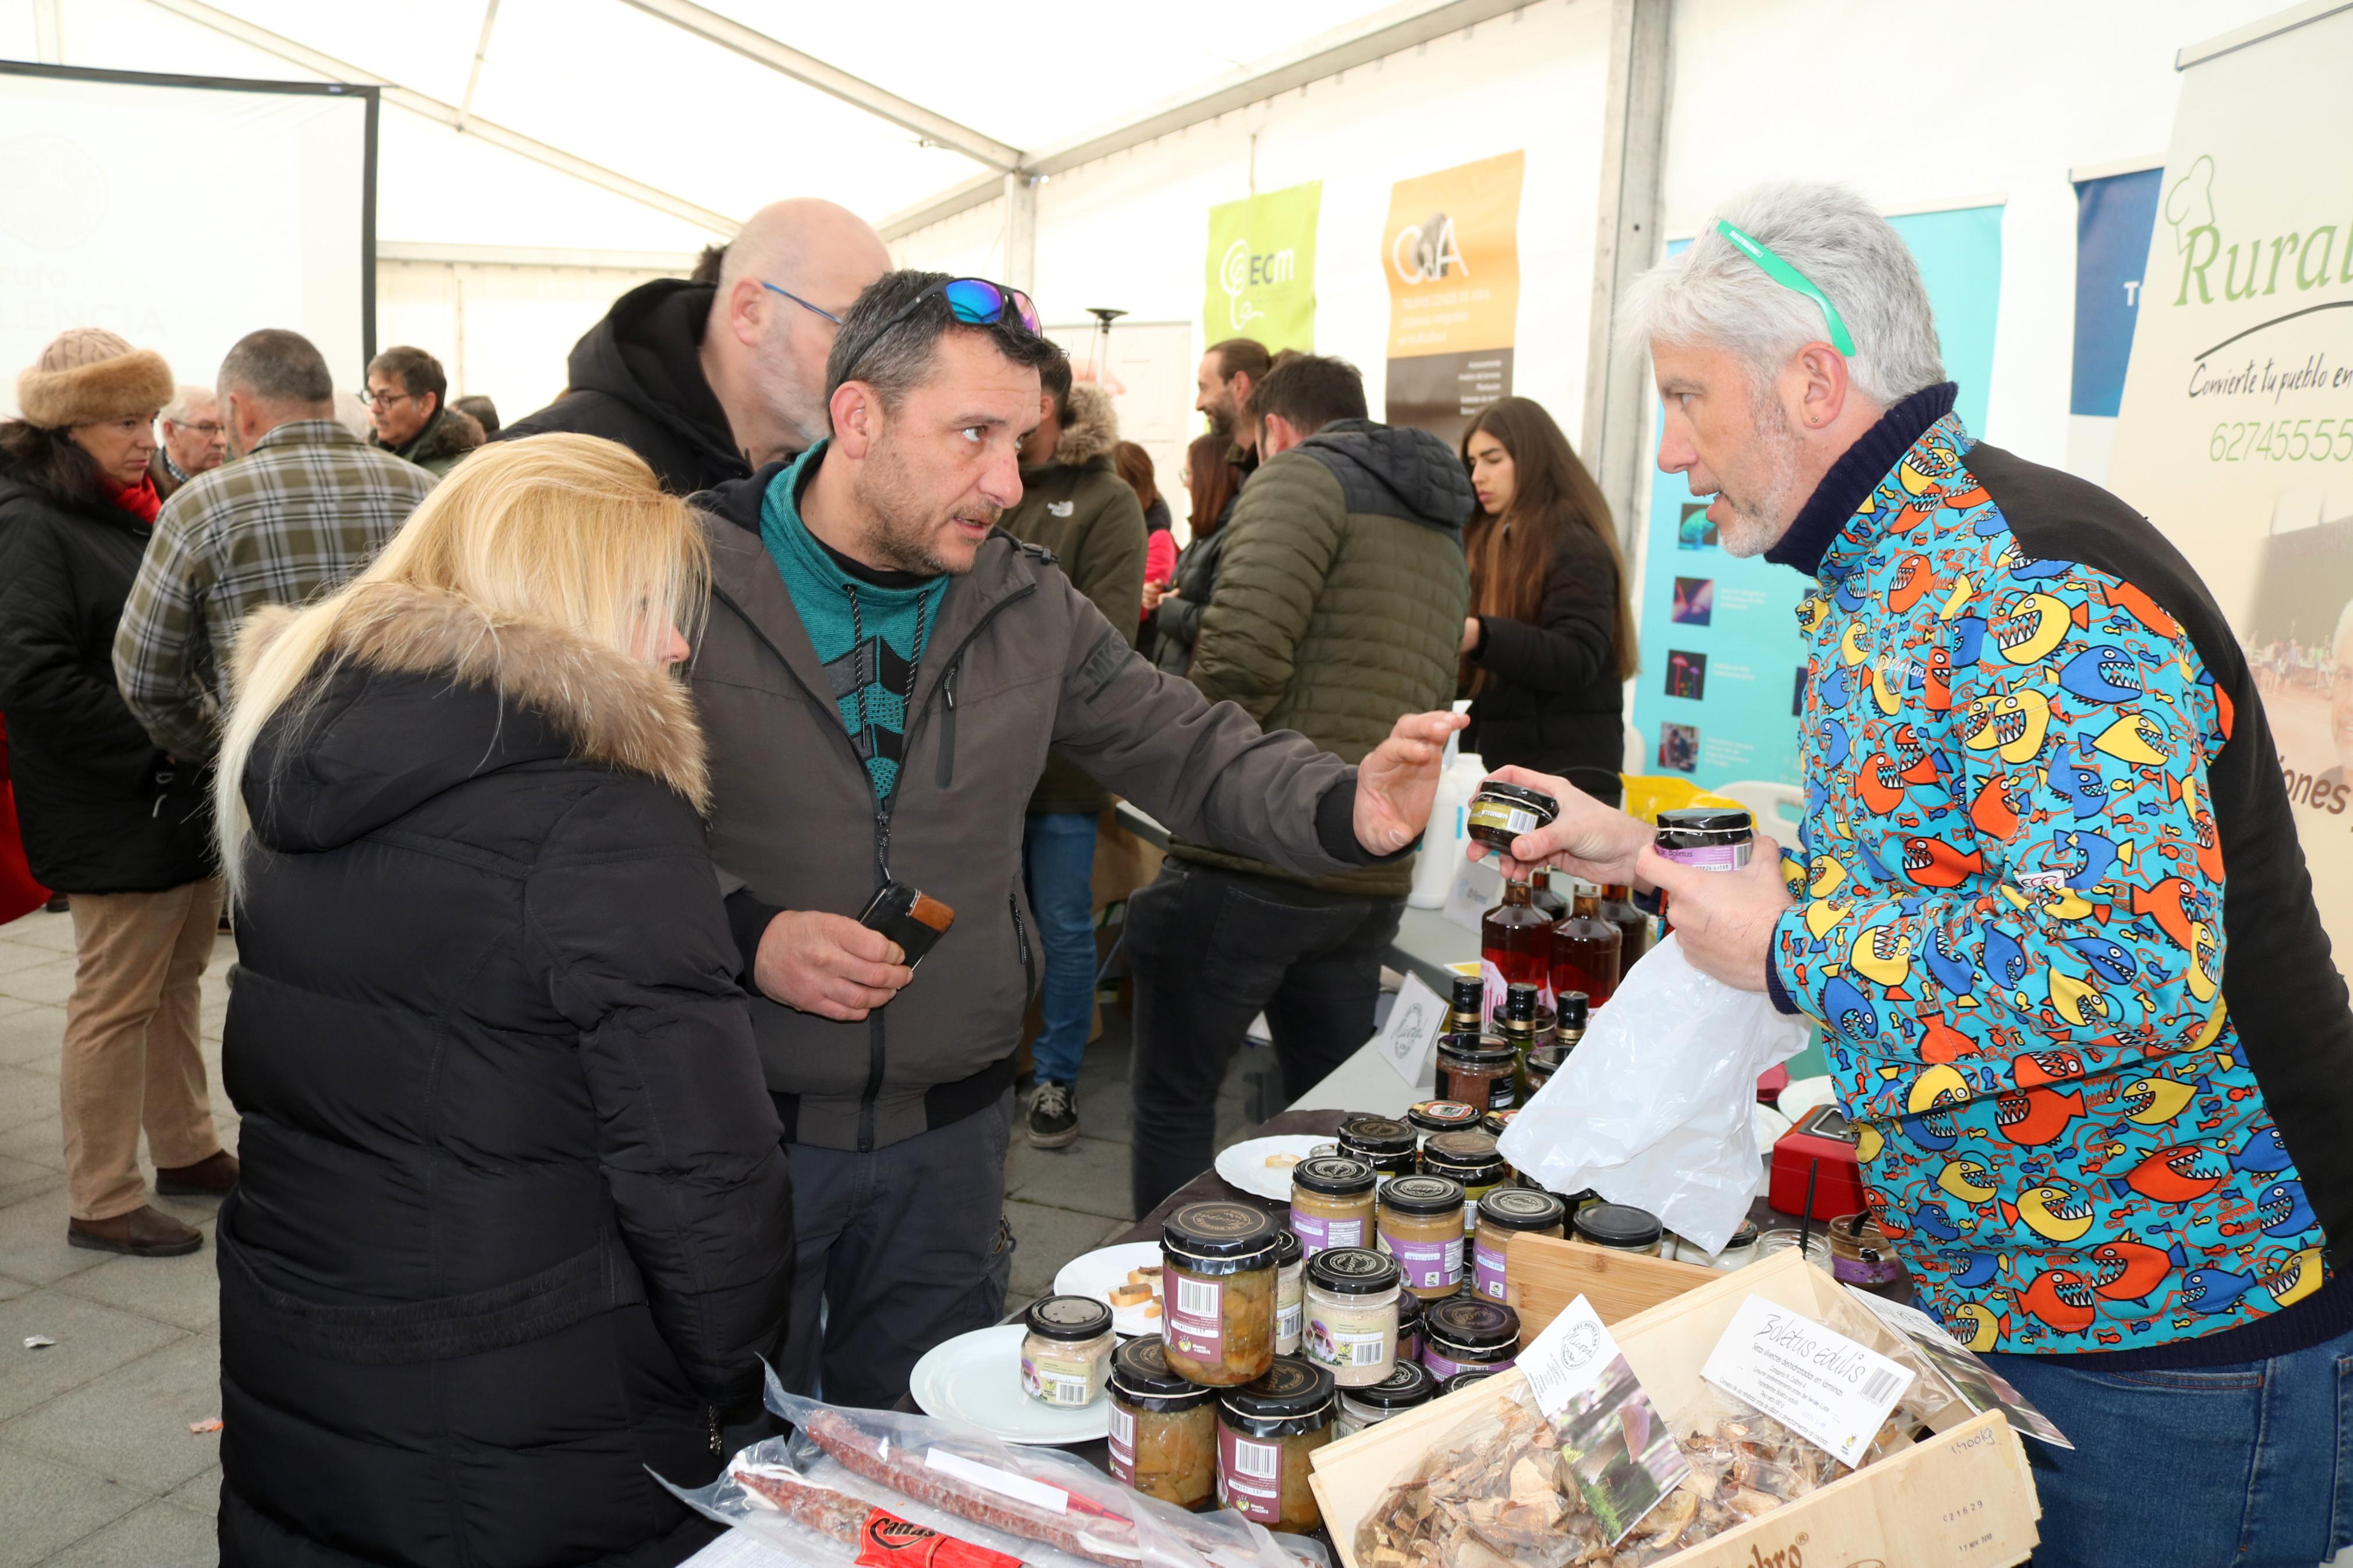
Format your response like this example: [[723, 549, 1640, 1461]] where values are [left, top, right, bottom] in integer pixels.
[[1497, 934, 1808, 1254]]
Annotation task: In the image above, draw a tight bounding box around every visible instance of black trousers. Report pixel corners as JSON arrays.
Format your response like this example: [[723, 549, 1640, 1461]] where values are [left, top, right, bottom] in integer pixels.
[[1126, 860, 1404, 1215]]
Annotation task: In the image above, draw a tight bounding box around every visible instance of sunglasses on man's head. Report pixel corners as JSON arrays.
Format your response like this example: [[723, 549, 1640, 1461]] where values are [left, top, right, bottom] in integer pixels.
[[836, 276, 1042, 383]]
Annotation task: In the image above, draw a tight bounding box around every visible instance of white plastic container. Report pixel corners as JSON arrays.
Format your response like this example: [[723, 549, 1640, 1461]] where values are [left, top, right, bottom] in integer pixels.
[[1407, 723, 1484, 909]]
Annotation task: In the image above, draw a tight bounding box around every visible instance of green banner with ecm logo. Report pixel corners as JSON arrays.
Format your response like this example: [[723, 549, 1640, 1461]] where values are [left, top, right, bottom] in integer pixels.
[[1203, 181, 1321, 354]]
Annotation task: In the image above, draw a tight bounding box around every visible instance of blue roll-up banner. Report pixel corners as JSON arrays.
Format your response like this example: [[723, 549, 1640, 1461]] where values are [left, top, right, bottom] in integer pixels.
[[2068, 168, 2162, 482], [1630, 204, 2005, 796]]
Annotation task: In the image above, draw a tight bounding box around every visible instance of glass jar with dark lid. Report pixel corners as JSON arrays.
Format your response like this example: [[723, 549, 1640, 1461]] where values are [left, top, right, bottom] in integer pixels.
[[1443, 1368, 1503, 1395], [1406, 1100, 1481, 1143], [1421, 1296, 1521, 1380], [1573, 1201, 1665, 1254], [1425, 1130, 1506, 1233], [1022, 1295, 1115, 1407], [1435, 1037, 1518, 1114], [1379, 1174, 1468, 1299], [1472, 1185, 1566, 1301], [1303, 1247, 1400, 1385], [1109, 1336, 1216, 1509], [1481, 1108, 1517, 1138], [1466, 781, 1559, 849], [1396, 1290, 1426, 1362], [1216, 1357, 1336, 1532], [1162, 1202, 1280, 1385], [1335, 1359, 1436, 1436], [1290, 1154, 1377, 1259], [1337, 1114, 1417, 1177], [1654, 806, 1755, 871]]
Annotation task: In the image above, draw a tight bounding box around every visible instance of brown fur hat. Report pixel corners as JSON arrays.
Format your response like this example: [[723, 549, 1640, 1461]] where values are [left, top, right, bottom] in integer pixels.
[[16, 328, 174, 429]]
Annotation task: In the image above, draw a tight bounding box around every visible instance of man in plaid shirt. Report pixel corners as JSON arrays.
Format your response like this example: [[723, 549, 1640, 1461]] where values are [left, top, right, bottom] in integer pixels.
[[114, 330, 436, 762]]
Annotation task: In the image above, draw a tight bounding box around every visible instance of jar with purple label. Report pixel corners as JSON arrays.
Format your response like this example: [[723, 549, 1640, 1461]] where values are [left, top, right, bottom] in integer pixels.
[[1290, 1155, 1376, 1259], [1421, 1296, 1521, 1381], [1215, 1357, 1334, 1533], [1653, 806, 1754, 870], [1160, 1201, 1279, 1386], [1472, 1186, 1566, 1300], [1376, 1174, 1465, 1299], [1396, 1290, 1425, 1364]]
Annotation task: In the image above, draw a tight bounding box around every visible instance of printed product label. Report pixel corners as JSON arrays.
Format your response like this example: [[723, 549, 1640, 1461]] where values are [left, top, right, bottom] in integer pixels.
[[1655, 841, 1751, 871], [1471, 801, 1540, 837], [1307, 1312, 1394, 1371], [1423, 1349, 1516, 1381], [1289, 1210, 1367, 1255], [856, 1509, 1024, 1568], [1216, 1425, 1284, 1525], [1106, 1405, 1136, 1485], [1473, 1240, 1509, 1300], [1276, 1298, 1301, 1352], [1700, 1293, 1915, 1467], [1382, 1229, 1463, 1292], [1020, 1351, 1096, 1408], [1167, 1272, 1224, 1363]]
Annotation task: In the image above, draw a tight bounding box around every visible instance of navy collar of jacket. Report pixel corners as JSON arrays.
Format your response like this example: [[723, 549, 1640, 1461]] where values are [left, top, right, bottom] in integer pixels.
[[1762, 382, 1958, 581]]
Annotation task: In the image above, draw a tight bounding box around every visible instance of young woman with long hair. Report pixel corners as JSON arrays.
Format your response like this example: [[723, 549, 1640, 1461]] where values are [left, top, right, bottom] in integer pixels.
[[1149, 431, 1245, 674], [211, 434, 793, 1567], [1457, 396, 1638, 804]]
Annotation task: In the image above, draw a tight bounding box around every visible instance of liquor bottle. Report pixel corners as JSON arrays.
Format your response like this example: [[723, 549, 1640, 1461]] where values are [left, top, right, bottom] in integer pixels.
[[1445, 974, 1487, 1036], [1550, 881, 1623, 1008], [1531, 869, 1569, 921], [1497, 982, 1542, 1054], [1481, 874, 1555, 1021], [1599, 883, 1651, 967]]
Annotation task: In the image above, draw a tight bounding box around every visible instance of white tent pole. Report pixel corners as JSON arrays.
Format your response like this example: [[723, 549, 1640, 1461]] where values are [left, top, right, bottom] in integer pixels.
[[617, 0, 1022, 173], [458, 0, 501, 132], [139, 0, 741, 239], [32, 0, 62, 62]]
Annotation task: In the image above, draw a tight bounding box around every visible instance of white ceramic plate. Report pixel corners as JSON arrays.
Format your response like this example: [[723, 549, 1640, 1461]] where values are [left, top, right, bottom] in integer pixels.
[[906, 1324, 1109, 1445], [1213, 1134, 1329, 1203], [1052, 1241, 1167, 1339]]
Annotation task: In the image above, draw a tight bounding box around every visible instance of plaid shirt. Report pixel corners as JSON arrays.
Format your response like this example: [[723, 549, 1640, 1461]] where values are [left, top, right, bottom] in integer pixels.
[[112, 420, 436, 760]]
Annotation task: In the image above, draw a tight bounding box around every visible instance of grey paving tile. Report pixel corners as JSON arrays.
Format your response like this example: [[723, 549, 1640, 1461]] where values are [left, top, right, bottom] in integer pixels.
[[1003, 1199, 1123, 1302], [1073, 1078, 1132, 1142], [0, 1275, 34, 1304], [0, 1289, 183, 1423], [0, 958, 79, 1009], [161, 1463, 218, 1519], [1, 1334, 221, 1494], [0, 1445, 145, 1567], [0, 944, 57, 978], [0, 1195, 133, 1290], [1003, 1135, 1134, 1223], [37, 1496, 215, 1567], [54, 1238, 218, 1333], [1, 915, 76, 955], [0, 1067, 58, 1132], [0, 1117, 66, 1173], [0, 997, 40, 1024], [0, 1158, 62, 1212]]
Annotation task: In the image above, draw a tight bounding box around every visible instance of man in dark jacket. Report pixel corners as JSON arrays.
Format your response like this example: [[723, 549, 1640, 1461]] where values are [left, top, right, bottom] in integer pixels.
[[691, 270, 1461, 1407], [502, 198, 892, 493], [1128, 354, 1473, 1213], [363, 345, 484, 477], [1196, 336, 1270, 481], [1000, 357, 1147, 1147]]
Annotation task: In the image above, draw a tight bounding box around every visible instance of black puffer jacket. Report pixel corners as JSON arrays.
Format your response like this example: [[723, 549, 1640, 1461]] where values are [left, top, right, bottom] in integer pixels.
[[1462, 522, 1627, 804], [500, 279, 751, 495], [1151, 497, 1235, 675], [0, 465, 210, 891], [215, 585, 793, 1568]]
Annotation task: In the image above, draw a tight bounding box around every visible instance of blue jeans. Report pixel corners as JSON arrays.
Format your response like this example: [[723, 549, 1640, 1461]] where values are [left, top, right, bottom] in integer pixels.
[[1985, 1325, 2353, 1567], [1021, 812, 1098, 1088]]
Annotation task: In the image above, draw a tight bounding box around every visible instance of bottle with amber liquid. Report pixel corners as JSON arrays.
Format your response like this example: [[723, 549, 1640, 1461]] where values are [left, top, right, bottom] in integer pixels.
[[1481, 874, 1555, 1019], [1550, 881, 1622, 1008], [1531, 870, 1568, 922], [1599, 884, 1649, 968]]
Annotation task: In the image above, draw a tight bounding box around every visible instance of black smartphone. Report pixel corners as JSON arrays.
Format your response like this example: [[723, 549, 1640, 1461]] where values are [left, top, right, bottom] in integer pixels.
[[857, 881, 956, 970]]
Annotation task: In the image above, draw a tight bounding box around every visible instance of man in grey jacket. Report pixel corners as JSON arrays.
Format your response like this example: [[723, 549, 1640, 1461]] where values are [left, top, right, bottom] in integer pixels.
[[690, 270, 1461, 1407]]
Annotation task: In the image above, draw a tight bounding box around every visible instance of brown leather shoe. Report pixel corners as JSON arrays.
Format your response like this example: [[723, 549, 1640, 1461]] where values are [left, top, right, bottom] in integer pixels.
[[156, 1151, 239, 1196], [69, 1206, 201, 1257]]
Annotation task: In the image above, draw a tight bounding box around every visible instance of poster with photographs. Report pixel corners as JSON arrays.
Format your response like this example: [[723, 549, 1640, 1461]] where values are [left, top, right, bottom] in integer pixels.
[[1522, 1297, 1690, 1546]]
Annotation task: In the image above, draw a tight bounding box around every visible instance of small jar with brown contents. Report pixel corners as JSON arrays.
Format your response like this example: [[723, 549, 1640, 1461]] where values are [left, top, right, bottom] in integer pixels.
[[1422, 1130, 1505, 1234], [1435, 1036, 1518, 1114], [1216, 1357, 1336, 1533], [1573, 1201, 1665, 1256], [1419, 1296, 1521, 1381], [1472, 1186, 1566, 1302], [1020, 1295, 1115, 1407], [1108, 1336, 1216, 1511], [1273, 1229, 1304, 1356], [1290, 1155, 1376, 1257], [1334, 1359, 1436, 1438], [1377, 1174, 1467, 1299], [1337, 1114, 1418, 1178], [1161, 1202, 1280, 1386], [1303, 1246, 1400, 1386]]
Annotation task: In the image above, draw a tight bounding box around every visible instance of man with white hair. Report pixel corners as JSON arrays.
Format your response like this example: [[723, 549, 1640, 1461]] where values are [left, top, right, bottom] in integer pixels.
[[501, 198, 892, 493], [1494, 183, 2352, 1563], [148, 385, 225, 500]]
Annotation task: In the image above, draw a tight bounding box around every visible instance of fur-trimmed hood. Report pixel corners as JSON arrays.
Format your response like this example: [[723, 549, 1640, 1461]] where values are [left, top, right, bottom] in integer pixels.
[[1048, 382, 1119, 468], [237, 583, 708, 853]]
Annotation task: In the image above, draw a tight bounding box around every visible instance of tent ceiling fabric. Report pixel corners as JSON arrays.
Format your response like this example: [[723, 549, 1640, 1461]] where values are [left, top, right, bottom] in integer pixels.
[[48, 0, 1449, 248]]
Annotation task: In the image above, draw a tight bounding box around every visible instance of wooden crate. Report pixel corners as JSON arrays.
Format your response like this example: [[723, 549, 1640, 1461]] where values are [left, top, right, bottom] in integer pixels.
[[1312, 1250, 2042, 1568], [1503, 1232, 1719, 1334]]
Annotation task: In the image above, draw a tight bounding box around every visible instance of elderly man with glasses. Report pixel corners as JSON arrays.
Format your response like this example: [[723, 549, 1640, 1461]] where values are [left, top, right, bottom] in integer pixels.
[[687, 268, 1464, 1407], [501, 198, 892, 493], [148, 385, 226, 500], [1490, 182, 2353, 1567]]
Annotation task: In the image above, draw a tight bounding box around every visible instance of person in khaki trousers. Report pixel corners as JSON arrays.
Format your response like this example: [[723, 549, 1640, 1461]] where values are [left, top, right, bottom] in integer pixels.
[[0, 329, 234, 1257]]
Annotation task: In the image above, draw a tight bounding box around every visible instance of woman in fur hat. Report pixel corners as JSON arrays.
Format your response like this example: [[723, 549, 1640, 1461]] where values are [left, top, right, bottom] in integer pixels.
[[0, 328, 236, 1260]]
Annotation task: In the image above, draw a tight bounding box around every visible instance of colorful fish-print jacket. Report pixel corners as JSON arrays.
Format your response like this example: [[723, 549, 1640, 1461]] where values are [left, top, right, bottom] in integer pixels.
[[1765, 386, 2353, 1359]]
